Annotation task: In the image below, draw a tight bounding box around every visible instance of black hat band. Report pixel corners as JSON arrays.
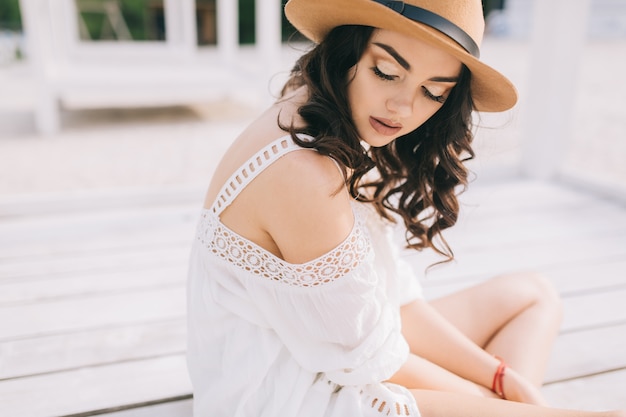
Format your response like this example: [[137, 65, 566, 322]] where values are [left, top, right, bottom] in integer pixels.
[[372, 0, 480, 58]]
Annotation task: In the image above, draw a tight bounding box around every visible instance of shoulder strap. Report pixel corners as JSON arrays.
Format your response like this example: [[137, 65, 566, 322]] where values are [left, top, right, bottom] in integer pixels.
[[210, 134, 312, 216]]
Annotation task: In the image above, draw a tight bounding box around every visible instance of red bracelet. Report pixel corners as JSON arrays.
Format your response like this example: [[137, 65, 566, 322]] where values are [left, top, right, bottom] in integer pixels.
[[491, 356, 508, 400]]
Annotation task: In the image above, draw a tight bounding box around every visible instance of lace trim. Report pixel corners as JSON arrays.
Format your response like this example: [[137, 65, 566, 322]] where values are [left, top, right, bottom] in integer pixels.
[[362, 383, 420, 416], [313, 375, 419, 416], [196, 207, 371, 287], [210, 135, 309, 216]]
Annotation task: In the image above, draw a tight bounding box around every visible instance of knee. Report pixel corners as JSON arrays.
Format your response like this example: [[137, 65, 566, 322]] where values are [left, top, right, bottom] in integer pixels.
[[498, 272, 563, 322], [526, 272, 561, 306], [526, 272, 563, 324]]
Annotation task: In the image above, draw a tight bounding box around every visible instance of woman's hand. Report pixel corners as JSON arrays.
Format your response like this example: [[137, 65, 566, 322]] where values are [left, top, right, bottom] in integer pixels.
[[500, 367, 548, 406]]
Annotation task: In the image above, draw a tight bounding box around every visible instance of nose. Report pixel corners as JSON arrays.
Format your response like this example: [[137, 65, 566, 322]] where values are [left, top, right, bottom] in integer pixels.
[[386, 89, 414, 119]]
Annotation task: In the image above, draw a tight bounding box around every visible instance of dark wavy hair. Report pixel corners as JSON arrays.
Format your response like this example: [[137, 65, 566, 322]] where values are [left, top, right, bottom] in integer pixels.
[[281, 25, 475, 262]]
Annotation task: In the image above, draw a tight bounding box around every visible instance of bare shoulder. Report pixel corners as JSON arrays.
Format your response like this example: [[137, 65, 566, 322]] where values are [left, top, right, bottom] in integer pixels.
[[259, 147, 351, 219], [206, 86, 356, 264], [255, 149, 355, 264], [268, 146, 345, 194], [204, 90, 306, 208]]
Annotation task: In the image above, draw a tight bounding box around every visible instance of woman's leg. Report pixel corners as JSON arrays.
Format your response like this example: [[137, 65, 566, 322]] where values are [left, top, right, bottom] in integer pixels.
[[388, 352, 495, 397], [428, 272, 563, 386], [410, 389, 626, 417]]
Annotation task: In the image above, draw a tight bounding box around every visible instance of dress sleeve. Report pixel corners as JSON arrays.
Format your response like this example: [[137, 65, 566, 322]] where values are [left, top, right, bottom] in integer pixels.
[[242, 266, 409, 387], [363, 206, 424, 306], [231, 219, 410, 387], [388, 226, 424, 305]]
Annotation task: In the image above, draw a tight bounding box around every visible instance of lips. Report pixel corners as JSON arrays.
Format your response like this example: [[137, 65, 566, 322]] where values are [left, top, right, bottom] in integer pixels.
[[369, 116, 402, 136]]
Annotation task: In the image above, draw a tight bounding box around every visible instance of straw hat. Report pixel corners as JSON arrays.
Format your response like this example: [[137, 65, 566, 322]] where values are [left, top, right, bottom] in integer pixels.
[[284, 0, 517, 112]]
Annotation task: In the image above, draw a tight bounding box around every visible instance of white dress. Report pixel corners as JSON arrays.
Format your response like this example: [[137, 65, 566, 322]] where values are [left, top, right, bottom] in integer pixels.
[[186, 134, 424, 416]]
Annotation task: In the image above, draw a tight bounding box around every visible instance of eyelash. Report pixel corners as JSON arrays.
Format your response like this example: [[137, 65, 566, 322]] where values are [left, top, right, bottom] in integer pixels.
[[372, 66, 396, 81], [422, 87, 446, 104], [371, 66, 446, 104]]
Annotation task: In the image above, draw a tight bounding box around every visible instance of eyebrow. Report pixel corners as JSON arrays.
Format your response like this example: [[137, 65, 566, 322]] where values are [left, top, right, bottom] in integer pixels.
[[373, 42, 411, 70], [429, 76, 459, 83], [372, 42, 459, 83]]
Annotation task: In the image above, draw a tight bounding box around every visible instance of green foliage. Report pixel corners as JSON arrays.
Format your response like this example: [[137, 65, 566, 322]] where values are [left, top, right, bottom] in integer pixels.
[[119, 0, 151, 40], [0, 0, 22, 30], [78, 0, 160, 41], [79, 10, 104, 40], [1, 0, 301, 44], [239, 0, 255, 44], [239, 0, 303, 44]]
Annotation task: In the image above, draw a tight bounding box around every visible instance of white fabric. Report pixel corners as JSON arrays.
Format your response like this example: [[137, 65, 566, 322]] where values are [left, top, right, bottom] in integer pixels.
[[186, 134, 423, 416]]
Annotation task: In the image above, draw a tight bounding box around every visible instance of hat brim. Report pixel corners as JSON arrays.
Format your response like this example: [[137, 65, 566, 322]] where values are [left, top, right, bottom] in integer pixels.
[[285, 0, 517, 112]]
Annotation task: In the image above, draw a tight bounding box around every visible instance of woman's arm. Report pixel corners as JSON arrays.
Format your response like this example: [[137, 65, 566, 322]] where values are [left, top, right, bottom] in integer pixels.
[[401, 298, 499, 386], [397, 298, 546, 404]]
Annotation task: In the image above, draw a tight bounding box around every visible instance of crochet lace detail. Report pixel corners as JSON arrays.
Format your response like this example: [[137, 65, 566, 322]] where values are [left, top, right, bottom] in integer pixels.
[[314, 376, 419, 416], [361, 383, 419, 416], [196, 207, 371, 287], [198, 134, 371, 287], [210, 136, 304, 216]]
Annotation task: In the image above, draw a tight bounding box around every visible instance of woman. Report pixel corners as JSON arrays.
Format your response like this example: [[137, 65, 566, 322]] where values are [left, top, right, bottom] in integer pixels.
[[186, 0, 626, 416]]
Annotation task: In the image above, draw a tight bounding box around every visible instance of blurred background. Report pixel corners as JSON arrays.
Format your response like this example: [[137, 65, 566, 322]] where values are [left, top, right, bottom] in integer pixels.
[[1, 2, 625, 416], [0, 0, 624, 202]]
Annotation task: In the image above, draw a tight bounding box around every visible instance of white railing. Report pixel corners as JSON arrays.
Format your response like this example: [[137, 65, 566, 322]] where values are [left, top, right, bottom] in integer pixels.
[[18, 0, 284, 134]]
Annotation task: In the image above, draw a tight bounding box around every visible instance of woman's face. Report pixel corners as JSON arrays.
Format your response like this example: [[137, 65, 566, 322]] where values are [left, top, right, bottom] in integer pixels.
[[347, 29, 463, 147]]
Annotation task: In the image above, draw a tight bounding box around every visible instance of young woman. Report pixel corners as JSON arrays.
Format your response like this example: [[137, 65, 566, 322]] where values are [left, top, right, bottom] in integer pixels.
[[186, 0, 626, 416]]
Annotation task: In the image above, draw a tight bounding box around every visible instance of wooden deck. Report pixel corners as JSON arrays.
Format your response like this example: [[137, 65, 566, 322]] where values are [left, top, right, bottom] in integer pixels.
[[0, 179, 624, 416]]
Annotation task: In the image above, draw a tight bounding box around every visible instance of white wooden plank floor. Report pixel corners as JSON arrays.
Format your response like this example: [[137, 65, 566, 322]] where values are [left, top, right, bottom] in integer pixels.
[[0, 179, 624, 417]]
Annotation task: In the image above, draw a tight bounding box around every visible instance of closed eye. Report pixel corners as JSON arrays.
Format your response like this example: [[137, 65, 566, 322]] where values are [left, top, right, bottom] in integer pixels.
[[372, 66, 397, 81], [422, 86, 446, 104]]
